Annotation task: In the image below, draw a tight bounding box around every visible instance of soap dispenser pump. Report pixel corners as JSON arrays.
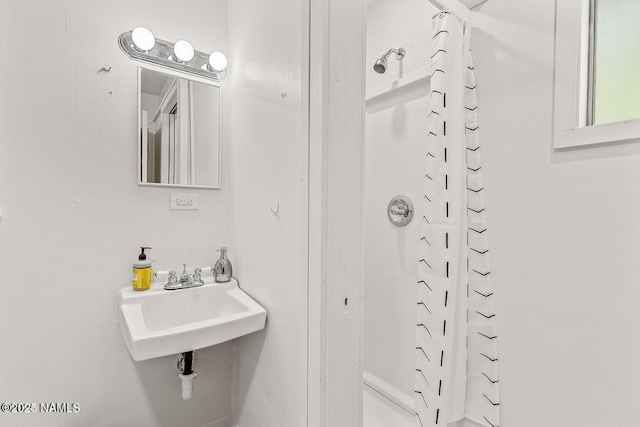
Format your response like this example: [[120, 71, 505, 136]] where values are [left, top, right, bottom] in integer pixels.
[[214, 247, 233, 283]]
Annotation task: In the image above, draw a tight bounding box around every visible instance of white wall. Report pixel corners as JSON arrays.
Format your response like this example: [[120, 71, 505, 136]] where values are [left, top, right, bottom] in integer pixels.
[[471, 1, 640, 426], [0, 1, 233, 426], [226, 1, 308, 426], [364, 0, 436, 402]]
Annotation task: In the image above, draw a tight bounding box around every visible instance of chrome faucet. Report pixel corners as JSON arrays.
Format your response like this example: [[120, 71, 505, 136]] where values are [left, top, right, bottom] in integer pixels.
[[164, 264, 206, 290]]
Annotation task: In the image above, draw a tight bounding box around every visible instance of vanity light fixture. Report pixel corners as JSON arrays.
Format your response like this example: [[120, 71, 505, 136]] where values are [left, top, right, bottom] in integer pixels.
[[119, 27, 227, 81], [131, 27, 155, 52], [206, 51, 228, 73], [172, 40, 195, 63]]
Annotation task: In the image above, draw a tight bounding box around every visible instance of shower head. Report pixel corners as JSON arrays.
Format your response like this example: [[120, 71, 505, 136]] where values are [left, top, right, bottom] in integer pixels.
[[373, 58, 387, 74], [373, 47, 405, 74]]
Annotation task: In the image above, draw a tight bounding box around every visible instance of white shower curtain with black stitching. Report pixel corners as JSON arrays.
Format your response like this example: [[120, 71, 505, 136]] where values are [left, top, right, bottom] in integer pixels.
[[415, 12, 500, 427]]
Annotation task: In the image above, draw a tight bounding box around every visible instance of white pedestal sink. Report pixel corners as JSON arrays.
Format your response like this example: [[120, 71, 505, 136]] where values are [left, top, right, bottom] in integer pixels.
[[117, 278, 266, 361]]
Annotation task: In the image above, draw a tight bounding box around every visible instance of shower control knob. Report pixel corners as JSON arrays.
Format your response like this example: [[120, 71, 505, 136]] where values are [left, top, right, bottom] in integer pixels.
[[387, 195, 414, 227]]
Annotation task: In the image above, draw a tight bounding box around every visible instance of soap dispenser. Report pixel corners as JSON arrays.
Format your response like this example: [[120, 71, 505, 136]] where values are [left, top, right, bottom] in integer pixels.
[[132, 247, 152, 291], [214, 247, 233, 282]]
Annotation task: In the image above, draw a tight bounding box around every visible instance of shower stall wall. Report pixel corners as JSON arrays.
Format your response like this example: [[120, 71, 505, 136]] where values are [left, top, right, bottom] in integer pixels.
[[364, 0, 435, 423], [364, 1, 499, 427]]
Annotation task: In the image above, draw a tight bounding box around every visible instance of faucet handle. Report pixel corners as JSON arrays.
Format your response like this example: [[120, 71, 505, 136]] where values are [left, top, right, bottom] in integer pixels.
[[193, 268, 205, 286], [167, 271, 178, 285]]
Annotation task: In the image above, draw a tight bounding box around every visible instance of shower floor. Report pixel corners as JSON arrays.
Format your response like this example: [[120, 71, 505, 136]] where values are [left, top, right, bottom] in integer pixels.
[[363, 382, 416, 427]]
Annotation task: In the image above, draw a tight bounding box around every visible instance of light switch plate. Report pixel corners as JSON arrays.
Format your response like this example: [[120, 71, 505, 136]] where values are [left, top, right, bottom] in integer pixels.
[[170, 192, 198, 210]]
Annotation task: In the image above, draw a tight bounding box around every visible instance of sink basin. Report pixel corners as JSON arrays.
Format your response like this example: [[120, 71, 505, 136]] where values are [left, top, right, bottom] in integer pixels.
[[117, 278, 266, 361]]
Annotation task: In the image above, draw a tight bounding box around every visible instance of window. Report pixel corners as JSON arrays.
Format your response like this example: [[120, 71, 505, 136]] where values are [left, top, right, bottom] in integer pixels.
[[589, 0, 640, 126], [553, 0, 640, 148]]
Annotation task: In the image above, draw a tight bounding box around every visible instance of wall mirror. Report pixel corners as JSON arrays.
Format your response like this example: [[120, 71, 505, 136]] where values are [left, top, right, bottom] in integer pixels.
[[138, 65, 221, 189]]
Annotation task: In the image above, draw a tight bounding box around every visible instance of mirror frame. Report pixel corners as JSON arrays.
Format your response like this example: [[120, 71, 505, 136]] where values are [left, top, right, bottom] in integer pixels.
[[137, 63, 222, 189]]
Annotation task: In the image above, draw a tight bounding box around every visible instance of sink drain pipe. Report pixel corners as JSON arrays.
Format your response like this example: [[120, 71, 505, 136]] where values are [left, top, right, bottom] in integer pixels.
[[177, 351, 197, 400]]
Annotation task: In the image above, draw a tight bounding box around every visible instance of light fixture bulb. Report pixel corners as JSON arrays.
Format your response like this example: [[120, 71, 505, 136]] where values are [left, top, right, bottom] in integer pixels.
[[131, 27, 155, 51], [173, 40, 194, 62], [208, 52, 228, 72]]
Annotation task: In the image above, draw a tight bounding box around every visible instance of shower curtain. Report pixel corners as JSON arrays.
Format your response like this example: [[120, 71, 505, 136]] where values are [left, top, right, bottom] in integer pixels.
[[415, 12, 500, 427]]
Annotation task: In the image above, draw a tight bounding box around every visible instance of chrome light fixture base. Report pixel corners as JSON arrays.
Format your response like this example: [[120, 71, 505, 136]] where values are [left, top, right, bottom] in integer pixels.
[[119, 31, 227, 81]]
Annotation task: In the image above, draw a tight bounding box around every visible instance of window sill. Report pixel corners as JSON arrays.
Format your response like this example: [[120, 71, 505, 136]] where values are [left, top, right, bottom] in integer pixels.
[[554, 119, 640, 149]]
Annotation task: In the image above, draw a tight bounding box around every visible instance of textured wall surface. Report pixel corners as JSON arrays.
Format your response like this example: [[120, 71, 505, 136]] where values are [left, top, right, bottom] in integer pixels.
[[0, 1, 233, 426]]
